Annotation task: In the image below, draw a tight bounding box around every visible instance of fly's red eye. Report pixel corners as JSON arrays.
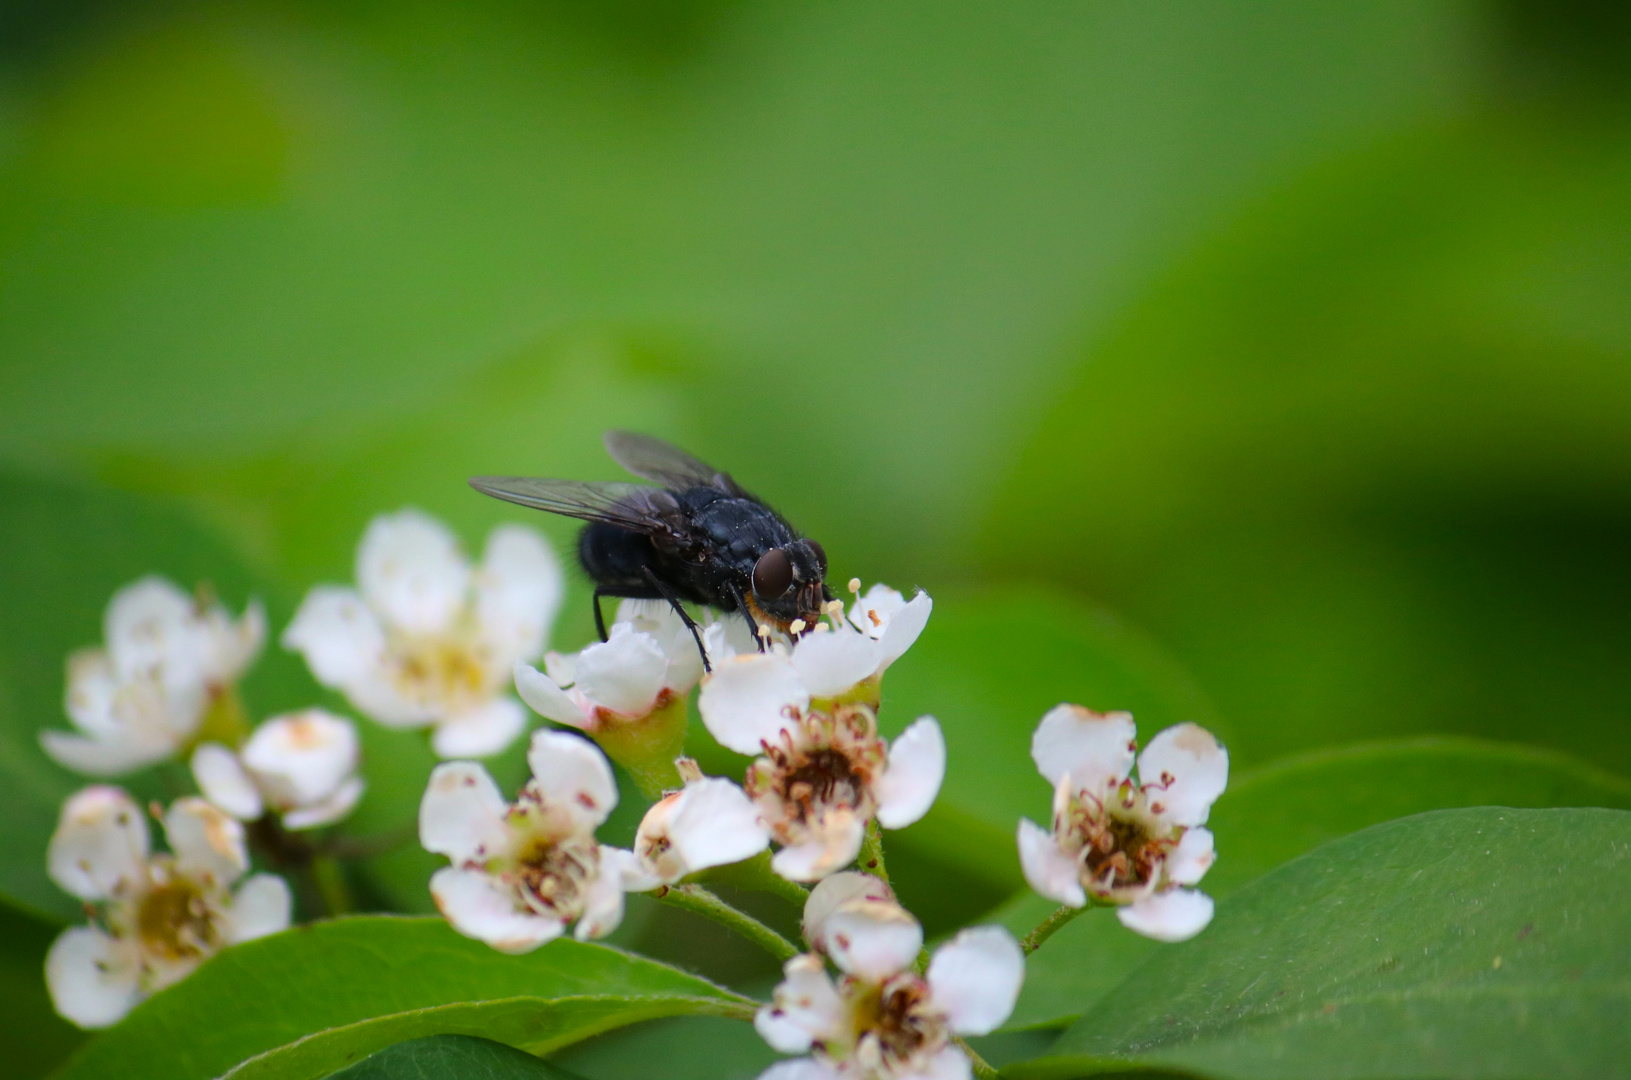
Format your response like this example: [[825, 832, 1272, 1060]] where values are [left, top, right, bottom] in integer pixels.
[[807, 540, 827, 573], [752, 548, 793, 600]]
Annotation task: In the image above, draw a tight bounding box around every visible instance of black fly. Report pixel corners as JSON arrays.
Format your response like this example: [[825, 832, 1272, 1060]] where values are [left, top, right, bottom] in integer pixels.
[[469, 431, 832, 672]]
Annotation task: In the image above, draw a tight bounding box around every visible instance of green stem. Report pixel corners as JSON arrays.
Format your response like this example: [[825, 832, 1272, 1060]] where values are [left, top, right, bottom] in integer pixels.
[[310, 854, 354, 917], [955, 1036, 1001, 1079], [859, 817, 890, 886], [653, 884, 800, 963], [1021, 902, 1088, 955]]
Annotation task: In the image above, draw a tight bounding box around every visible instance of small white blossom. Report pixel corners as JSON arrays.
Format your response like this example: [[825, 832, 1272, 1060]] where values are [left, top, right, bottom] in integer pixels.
[[695, 596, 943, 882], [1017, 706, 1228, 942], [44, 787, 291, 1028], [40, 577, 265, 777], [756, 886, 1024, 1080], [514, 600, 706, 735], [191, 709, 365, 830], [418, 729, 638, 952], [629, 761, 770, 886], [283, 509, 562, 758]]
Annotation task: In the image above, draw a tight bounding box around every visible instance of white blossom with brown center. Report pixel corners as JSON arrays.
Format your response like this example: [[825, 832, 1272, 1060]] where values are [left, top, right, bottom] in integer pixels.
[[418, 729, 638, 952], [40, 577, 265, 776], [283, 509, 562, 758], [697, 640, 945, 882], [44, 787, 290, 1028], [755, 878, 1025, 1080], [1017, 706, 1228, 942]]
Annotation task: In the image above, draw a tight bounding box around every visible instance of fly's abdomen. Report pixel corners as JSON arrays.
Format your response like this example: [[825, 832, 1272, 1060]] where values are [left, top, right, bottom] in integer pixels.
[[578, 522, 658, 592]]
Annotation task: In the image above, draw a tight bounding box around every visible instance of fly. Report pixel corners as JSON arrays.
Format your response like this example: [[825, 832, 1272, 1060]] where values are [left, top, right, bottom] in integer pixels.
[[469, 431, 832, 672]]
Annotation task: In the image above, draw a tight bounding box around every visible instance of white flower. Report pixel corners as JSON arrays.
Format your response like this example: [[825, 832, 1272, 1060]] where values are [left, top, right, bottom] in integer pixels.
[[696, 632, 945, 882], [755, 891, 1024, 1080], [40, 577, 265, 777], [283, 509, 562, 758], [630, 762, 770, 886], [418, 728, 637, 952], [514, 600, 706, 734], [44, 787, 291, 1028], [1017, 706, 1228, 943], [190, 709, 365, 830]]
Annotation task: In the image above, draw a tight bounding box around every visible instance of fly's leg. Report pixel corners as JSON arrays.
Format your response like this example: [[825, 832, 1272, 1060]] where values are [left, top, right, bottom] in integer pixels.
[[592, 588, 613, 642], [729, 583, 768, 654], [640, 567, 711, 673]]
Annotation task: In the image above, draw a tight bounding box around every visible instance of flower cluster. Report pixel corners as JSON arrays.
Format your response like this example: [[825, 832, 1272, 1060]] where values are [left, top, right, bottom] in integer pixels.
[[35, 498, 1233, 1057], [757, 872, 1025, 1080]]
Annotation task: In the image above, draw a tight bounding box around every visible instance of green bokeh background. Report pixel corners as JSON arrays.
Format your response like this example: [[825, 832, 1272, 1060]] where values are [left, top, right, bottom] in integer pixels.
[[1, 0, 1629, 1073]]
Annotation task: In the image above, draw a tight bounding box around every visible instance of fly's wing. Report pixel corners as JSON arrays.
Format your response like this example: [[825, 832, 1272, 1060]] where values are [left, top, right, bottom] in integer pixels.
[[467, 477, 693, 543], [603, 430, 748, 496]]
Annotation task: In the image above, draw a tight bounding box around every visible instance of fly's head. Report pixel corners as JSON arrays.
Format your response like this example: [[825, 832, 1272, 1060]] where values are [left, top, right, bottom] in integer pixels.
[[751, 539, 829, 628]]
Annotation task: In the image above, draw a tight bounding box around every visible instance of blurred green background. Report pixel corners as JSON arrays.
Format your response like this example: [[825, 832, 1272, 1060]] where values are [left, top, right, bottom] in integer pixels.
[[1, 0, 1629, 1073]]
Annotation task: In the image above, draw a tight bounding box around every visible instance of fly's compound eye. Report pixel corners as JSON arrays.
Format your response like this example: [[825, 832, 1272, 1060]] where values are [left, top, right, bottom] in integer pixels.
[[752, 548, 793, 600], [806, 540, 827, 574]]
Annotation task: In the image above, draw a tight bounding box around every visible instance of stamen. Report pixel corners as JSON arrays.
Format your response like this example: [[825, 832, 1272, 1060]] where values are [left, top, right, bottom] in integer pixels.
[[847, 578, 861, 594], [789, 618, 807, 634]]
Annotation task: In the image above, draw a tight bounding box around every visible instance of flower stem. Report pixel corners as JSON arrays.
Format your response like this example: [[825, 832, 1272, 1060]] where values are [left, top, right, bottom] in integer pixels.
[[859, 817, 890, 886], [955, 1036, 1000, 1079], [653, 884, 800, 963], [1021, 902, 1088, 955], [310, 854, 354, 917], [702, 850, 808, 908]]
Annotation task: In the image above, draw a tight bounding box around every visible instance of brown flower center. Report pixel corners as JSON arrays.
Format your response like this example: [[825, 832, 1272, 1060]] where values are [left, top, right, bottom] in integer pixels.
[[745, 705, 888, 842], [135, 877, 220, 963], [1061, 784, 1182, 900], [847, 974, 946, 1074]]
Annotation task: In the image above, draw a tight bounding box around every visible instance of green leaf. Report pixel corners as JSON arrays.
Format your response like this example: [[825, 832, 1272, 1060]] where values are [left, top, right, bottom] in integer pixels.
[[551, 1015, 782, 1080], [0, 473, 310, 923], [999, 738, 1631, 1030], [52, 915, 755, 1080], [324, 1035, 587, 1080], [0, 900, 85, 1078], [1010, 807, 1631, 1080]]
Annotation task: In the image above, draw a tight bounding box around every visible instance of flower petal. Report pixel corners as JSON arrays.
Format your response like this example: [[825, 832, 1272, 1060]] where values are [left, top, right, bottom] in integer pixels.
[[514, 661, 590, 728], [45, 926, 141, 1029], [616, 600, 705, 694], [63, 649, 121, 737], [702, 612, 758, 665], [927, 925, 1026, 1035], [356, 509, 470, 634], [190, 743, 264, 820], [903, 1045, 975, 1080], [430, 866, 563, 954], [1167, 827, 1216, 886], [164, 798, 249, 885], [1030, 705, 1136, 796], [789, 630, 881, 697], [667, 778, 769, 875], [431, 697, 528, 759], [802, 871, 895, 950], [755, 954, 843, 1053], [823, 901, 922, 981], [874, 716, 945, 829], [282, 775, 366, 830], [200, 598, 267, 685], [225, 874, 293, 943], [1117, 889, 1214, 942], [874, 590, 932, 671], [697, 653, 807, 756], [48, 786, 149, 901], [40, 727, 175, 777], [419, 762, 511, 863], [574, 848, 631, 941], [847, 583, 907, 638], [573, 623, 668, 717], [770, 810, 864, 883], [475, 524, 563, 668], [1137, 723, 1229, 827], [103, 576, 203, 684], [281, 585, 388, 691], [756, 1060, 844, 1080], [1017, 818, 1086, 908], [241, 709, 358, 807], [527, 728, 618, 826]]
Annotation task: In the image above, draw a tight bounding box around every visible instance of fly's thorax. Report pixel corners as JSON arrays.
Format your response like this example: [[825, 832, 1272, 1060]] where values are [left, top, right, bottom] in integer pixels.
[[1057, 780, 1185, 902], [745, 705, 888, 840], [839, 971, 948, 1076]]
